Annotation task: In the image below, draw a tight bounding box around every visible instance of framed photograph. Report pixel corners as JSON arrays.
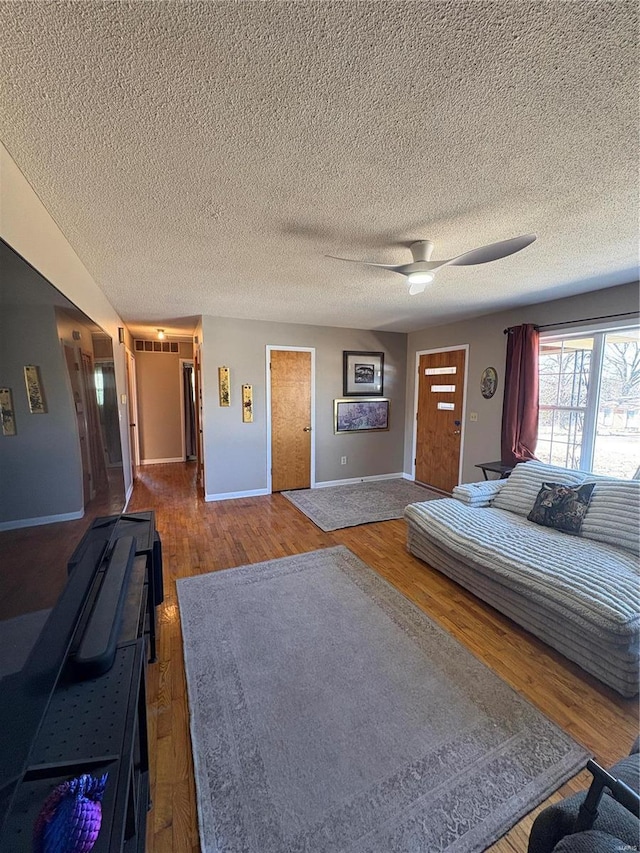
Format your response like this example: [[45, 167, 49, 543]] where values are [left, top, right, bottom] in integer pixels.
[[343, 351, 384, 396], [334, 398, 389, 433], [24, 365, 47, 414]]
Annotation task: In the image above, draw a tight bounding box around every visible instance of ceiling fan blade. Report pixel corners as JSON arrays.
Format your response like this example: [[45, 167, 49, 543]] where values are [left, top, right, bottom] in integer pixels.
[[446, 234, 537, 267], [325, 254, 404, 271]]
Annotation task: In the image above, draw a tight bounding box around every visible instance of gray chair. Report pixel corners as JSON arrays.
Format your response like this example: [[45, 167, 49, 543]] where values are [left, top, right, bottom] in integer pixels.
[[528, 740, 640, 853]]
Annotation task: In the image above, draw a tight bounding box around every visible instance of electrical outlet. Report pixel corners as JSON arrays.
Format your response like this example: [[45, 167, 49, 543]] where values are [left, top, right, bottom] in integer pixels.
[[341, 456, 347, 465], [470, 412, 478, 422]]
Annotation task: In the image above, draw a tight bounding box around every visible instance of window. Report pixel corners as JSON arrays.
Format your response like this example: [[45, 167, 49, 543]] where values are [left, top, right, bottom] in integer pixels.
[[537, 327, 640, 478]]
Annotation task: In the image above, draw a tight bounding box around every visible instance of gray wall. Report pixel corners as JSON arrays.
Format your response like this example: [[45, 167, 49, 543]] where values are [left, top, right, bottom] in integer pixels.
[[405, 281, 640, 483], [201, 316, 407, 498], [1, 142, 133, 500], [0, 303, 82, 523]]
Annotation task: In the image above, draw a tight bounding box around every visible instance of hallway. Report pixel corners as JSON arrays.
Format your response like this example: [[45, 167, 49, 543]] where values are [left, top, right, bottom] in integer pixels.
[[130, 463, 637, 853]]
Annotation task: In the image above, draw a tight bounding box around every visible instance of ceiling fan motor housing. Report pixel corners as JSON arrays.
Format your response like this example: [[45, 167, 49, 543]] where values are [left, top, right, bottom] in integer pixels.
[[409, 240, 435, 262]]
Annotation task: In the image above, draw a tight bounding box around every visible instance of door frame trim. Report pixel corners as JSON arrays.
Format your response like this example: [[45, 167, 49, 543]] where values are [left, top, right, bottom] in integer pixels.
[[124, 347, 140, 471], [412, 344, 469, 486], [265, 345, 316, 494]]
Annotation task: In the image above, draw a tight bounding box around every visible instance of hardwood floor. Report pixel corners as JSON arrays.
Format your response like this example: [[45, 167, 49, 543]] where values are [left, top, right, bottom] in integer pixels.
[[132, 462, 638, 853]]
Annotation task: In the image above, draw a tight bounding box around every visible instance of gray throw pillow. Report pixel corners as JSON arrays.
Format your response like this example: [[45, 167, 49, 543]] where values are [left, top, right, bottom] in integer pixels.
[[527, 481, 596, 534]]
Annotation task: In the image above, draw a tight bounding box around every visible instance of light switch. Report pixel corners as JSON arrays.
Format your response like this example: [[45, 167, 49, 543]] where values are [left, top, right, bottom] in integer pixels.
[[470, 412, 478, 422]]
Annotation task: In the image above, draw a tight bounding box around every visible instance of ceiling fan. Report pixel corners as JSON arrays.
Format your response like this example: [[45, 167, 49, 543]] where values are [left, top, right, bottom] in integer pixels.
[[327, 234, 537, 295]]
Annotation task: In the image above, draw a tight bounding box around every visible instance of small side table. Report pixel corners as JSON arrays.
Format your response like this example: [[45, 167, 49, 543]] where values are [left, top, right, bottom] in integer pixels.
[[475, 460, 513, 480]]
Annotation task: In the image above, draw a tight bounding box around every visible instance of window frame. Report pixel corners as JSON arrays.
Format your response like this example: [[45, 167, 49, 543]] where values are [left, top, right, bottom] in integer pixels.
[[538, 321, 639, 473]]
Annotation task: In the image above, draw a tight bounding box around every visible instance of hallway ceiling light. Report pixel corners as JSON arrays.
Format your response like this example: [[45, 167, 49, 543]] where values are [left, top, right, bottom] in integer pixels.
[[157, 329, 165, 340]]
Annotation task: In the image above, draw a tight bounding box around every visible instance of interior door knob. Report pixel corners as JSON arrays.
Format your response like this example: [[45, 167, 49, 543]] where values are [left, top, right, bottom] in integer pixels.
[[303, 426, 311, 432], [453, 429, 461, 435]]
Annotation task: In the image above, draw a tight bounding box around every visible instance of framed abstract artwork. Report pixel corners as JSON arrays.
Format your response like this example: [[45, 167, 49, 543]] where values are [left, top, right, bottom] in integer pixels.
[[242, 384, 253, 422], [218, 366, 230, 406], [480, 366, 498, 399], [334, 398, 389, 433], [24, 365, 47, 414], [0, 388, 16, 436]]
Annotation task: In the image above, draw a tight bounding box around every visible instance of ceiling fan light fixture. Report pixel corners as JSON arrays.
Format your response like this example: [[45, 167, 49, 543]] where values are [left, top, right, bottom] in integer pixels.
[[406, 271, 434, 286]]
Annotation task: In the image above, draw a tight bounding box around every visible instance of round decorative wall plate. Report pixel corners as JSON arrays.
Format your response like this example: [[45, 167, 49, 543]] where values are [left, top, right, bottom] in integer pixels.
[[481, 367, 498, 399]]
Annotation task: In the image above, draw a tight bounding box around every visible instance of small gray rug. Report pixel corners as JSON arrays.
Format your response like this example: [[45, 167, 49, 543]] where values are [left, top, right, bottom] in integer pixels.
[[282, 478, 440, 530], [177, 546, 588, 853]]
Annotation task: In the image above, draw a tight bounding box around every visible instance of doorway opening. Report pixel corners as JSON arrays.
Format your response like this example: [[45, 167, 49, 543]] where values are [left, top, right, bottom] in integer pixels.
[[180, 359, 197, 462]]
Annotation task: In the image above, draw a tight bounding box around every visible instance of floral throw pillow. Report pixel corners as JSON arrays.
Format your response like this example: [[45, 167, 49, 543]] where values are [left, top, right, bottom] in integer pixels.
[[527, 481, 596, 534]]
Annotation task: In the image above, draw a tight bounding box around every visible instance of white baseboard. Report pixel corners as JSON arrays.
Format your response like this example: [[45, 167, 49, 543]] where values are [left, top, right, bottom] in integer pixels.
[[402, 472, 415, 481], [314, 472, 405, 489], [141, 457, 184, 465], [0, 508, 84, 531], [205, 488, 270, 502]]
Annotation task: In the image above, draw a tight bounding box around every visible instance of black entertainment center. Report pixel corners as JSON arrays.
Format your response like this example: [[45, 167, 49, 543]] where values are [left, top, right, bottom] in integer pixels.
[[0, 511, 162, 852]]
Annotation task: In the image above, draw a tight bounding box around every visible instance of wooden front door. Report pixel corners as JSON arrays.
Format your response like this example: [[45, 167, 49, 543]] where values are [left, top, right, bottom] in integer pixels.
[[415, 348, 466, 492], [270, 349, 312, 492]]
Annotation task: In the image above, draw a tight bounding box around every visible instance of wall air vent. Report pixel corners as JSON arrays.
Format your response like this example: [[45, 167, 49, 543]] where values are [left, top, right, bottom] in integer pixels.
[[134, 340, 179, 353]]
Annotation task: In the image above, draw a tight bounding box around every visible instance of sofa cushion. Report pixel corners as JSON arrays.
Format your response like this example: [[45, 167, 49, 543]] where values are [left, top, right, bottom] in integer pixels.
[[492, 460, 587, 516], [580, 478, 640, 556], [528, 482, 595, 534]]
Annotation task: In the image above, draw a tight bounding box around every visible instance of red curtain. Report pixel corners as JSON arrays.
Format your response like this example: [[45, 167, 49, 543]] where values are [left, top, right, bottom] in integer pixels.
[[501, 323, 540, 467]]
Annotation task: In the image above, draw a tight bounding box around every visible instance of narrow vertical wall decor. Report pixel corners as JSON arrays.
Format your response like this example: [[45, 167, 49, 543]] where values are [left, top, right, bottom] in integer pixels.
[[0, 388, 16, 435], [24, 365, 47, 414], [242, 384, 253, 423], [218, 366, 230, 406]]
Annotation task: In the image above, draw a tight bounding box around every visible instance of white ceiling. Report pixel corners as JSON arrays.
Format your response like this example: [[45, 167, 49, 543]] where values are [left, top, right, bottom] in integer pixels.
[[1, 1, 638, 336]]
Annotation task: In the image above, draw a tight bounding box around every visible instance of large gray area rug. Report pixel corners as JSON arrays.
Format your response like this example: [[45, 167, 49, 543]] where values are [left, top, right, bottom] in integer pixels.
[[177, 546, 589, 853], [282, 478, 440, 530]]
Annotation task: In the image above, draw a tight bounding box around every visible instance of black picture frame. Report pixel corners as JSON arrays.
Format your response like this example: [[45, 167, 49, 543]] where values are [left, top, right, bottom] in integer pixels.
[[343, 351, 384, 396]]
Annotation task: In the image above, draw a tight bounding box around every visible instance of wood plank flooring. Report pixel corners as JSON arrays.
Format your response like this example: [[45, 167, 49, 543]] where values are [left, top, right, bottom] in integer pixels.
[[131, 462, 638, 853]]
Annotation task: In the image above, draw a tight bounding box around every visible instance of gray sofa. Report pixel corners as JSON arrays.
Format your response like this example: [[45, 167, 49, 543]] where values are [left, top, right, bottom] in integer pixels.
[[404, 460, 640, 697]]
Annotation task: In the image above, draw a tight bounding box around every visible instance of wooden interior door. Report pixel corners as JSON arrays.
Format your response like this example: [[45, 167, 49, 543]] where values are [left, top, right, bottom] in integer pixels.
[[415, 349, 466, 492], [270, 349, 312, 492]]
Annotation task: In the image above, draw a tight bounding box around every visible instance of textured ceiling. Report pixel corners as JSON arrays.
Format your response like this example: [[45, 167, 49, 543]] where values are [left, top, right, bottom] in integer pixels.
[[1, 1, 638, 335]]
